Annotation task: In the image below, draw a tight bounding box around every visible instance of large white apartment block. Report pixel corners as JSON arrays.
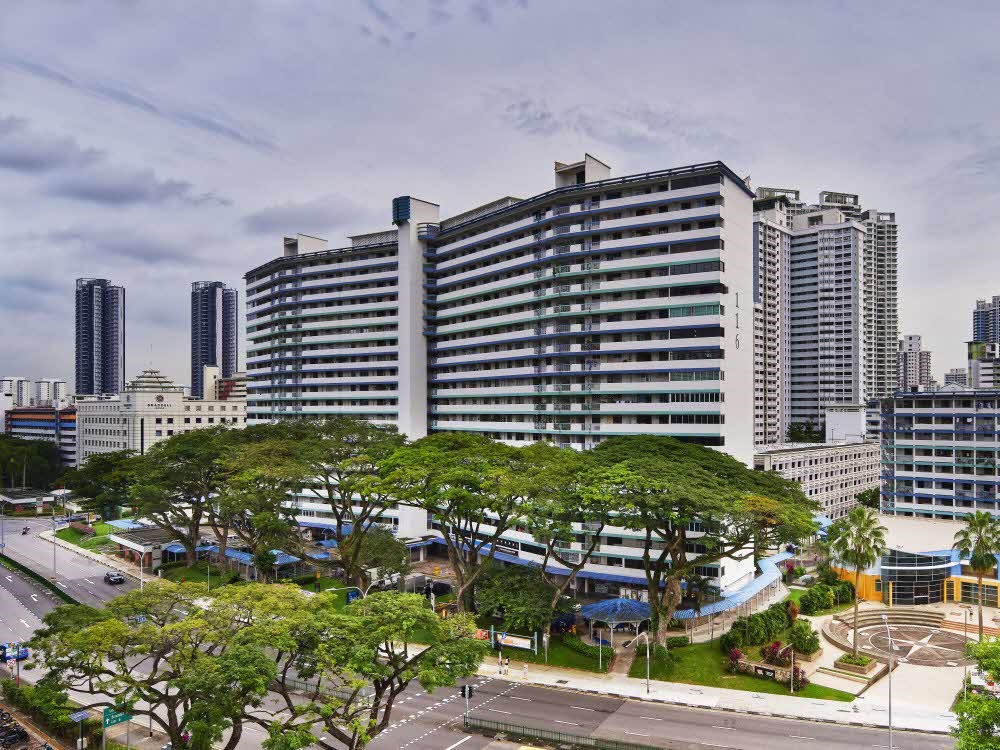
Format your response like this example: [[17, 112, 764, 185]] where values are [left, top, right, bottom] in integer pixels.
[[755, 440, 879, 519], [246, 158, 757, 464], [0, 377, 31, 407], [898, 335, 932, 390], [34, 378, 69, 407], [752, 188, 900, 436], [878, 386, 1000, 520], [75, 368, 245, 466]]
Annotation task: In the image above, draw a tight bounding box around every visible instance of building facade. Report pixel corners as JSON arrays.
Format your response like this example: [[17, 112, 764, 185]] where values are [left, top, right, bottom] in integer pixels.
[[754, 440, 878, 519], [5, 406, 77, 465], [752, 188, 900, 435], [75, 278, 125, 396], [33, 378, 69, 407], [898, 334, 932, 390], [75, 368, 245, 466], [967, 341, 1000, 388], [0, 377, 31, 407], [191, 281, 238, 398], [945, 367, 969, 386], [973, 296, 1000, 343], [877, 386, 1000, 520], [202, 365, 247, 401], [246, 158, 756, 463]]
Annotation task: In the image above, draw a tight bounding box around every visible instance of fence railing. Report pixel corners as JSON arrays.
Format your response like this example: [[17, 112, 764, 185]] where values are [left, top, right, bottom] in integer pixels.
[[463, 715, 666, 750]]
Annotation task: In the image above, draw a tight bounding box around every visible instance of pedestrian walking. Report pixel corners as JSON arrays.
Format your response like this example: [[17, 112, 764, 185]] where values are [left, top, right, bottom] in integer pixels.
[[504, 657, 510, 675]]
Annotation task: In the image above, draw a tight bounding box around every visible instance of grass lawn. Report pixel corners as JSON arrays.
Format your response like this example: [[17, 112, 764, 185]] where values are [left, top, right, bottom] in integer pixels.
[[481, 633, 610, 673], [55, 522, 116, 548], [55, 527, 88, 545], [160, 563, 238, 587], [784, 588, 854, 616], [629, 641, 854, 701]]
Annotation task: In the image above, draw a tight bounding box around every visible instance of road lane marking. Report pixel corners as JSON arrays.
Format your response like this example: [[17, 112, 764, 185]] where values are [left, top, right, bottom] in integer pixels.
[[554, 720, 579, 726], [443, 738, 471, 750], [639, 716, 663, 721], [487, 708, 511, 715], [5, 576, 11, 582], [84, 579, 95, 585], [712, 725, 736, 730], [30, 594, 38, 601], [625, 731, 650, 737], [508, 696, 531, 701], [789, 736, 815, 741], [571, 705, 596, 711], [20, 619, 30, 628]]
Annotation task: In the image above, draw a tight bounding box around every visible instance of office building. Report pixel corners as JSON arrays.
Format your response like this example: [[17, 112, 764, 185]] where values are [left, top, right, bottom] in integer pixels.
[[75, 368, 245, 466], [190, 281, 238, 398], [5, 405, 77, 466], [973, 296, 1000, 343], [75, 278, 125, 395], [0, 377, 31, 407], [945, 368, 968, 386], [34, 378, 69, 407], [752, 188, 900, 435], [246, 158, 756, 463], [898, 335, 932, 390], [967, 341, 1000, 388], [755, 440, 878, 519], [877, 385, 1000, 520]]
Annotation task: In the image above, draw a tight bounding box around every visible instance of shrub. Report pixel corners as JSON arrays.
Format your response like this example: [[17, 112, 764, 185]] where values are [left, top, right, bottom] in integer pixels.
[[727, 648, 744, 673], [664, 636, 689, 649], [790, 620, 821, 654], [562, 633, 614, 663], [69, 522, 95, 535], [785, 599, 799, 623], [719, 629, 743, 653], [745, 613, 767, 644], [787, 665, 809, 690], [799, 583, 836, 615], [793, 565, 806, 578], [837, 653, 872, 666], [761, 640, 792, 667]]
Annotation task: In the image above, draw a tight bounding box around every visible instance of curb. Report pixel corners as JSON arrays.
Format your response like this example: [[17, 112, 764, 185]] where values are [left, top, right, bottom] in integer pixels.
[[39, 530, 141, 582]]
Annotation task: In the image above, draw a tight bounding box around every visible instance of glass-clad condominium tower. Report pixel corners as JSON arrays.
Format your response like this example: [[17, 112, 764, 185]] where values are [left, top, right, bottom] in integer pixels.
[[245, 157, 756, 464], [190, 281, 238, 398], [75, 278, 125, 396]]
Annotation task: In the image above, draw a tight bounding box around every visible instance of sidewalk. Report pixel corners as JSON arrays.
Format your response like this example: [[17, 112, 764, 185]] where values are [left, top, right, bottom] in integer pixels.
[[478, 657, 956, 735]]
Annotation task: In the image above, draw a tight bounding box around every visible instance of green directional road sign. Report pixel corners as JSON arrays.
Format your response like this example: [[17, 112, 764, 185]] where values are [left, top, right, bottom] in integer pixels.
[[102, 707, 131, 728]]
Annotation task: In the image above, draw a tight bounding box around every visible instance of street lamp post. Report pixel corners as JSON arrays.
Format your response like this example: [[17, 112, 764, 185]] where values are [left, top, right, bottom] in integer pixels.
[[881, 614, 894, 750], [634, 632, 651, 695], [51, 502, 57, 578]]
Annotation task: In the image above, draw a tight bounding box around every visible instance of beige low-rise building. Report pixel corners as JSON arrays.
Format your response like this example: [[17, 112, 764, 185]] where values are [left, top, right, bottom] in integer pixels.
[[754, 440, 879, 519], [75, 368, 245, 466]]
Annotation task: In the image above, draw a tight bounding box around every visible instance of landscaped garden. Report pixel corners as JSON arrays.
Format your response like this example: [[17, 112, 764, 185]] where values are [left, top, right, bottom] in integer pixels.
[[785, 585, 854, 616], [158, 561, 239, 587], [54, 521, 115, 550]]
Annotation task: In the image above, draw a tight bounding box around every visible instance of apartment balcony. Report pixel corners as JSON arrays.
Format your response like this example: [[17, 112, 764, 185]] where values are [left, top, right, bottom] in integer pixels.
[[417, 223, 440, 240]]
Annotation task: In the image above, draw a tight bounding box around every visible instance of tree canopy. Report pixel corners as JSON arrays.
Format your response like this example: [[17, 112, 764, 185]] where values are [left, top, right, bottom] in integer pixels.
[[62, 450, 134, 520], [953, 512, 1000, 640], [0, 434, 63, 490], [828, 506, 887, 655]]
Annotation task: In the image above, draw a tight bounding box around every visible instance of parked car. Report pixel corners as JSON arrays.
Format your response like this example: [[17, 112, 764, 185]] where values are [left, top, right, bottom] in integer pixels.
[[0, 643, 29, 661], [104, 571, 126, 585]]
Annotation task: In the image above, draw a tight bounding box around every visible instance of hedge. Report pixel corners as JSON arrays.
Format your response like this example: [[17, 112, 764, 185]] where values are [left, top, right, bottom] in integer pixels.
[[1, 678, 104, 744], [719, 602, 794, 653], [562, 633, 614, 662], [799, 581, 855, 615], [789, 620, 821, 654], [664, 635, 689, 649]]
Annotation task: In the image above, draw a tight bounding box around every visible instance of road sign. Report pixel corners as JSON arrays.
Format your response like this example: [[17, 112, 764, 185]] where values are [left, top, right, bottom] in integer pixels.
[[102, 707, 131, 728], [69, 710, 90, 723]]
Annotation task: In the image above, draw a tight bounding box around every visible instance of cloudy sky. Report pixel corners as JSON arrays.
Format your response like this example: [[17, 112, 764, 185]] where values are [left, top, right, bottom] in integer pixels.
[[2, 0, 997, 388]]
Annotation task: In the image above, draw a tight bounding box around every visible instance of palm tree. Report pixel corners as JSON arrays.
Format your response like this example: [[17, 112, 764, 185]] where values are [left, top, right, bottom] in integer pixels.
[[953, 511, 1000, 641], [828, 506, 887, 656]]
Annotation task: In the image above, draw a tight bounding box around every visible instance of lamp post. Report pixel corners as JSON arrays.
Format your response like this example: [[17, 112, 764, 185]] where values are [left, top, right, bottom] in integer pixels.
[[634, 631, 651, 695], [881, 614, 894, 750], [50, 502, 57, 578]]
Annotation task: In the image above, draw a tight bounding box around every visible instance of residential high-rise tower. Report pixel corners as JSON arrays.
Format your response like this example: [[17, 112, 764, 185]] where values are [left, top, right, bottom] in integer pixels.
[[74, 278, 125, 396], [190, 281, 238, 398]]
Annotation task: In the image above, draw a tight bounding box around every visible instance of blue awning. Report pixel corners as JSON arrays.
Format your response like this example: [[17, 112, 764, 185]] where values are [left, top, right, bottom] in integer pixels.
[[580, 598, 651, 625], [106, 519, 150, 531]]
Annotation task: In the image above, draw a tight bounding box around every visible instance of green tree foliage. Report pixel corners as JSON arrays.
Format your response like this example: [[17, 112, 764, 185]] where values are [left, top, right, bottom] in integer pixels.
[[258, 591, 486, 750], [381, 432, 534, 611], [789, 620, 820, 655], [828, 507, 887, 655], [351, 525, 411, 590], [293, 417, 407, 588], [953, 637, 1000, 750], [587, 436, 816, 641], [953, 512, 1000, 641], [61, 450, 135, 520], [0, 434, 63, 490], [855, 487, 881, 510], [787, 422, 824, 443], [474, 564, 571, 633]]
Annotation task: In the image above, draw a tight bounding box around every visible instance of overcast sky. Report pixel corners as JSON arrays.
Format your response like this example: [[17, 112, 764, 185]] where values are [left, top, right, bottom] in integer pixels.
[[2, 0, 998, 389]]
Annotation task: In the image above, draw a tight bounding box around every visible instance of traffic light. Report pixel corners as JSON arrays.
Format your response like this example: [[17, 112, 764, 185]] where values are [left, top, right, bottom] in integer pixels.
[[460, 684, 475, 698]]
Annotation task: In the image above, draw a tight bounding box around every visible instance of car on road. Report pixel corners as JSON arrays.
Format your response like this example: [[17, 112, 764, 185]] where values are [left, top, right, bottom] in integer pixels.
[[0, 643, 29, 661], [104, 571, 126, 585]]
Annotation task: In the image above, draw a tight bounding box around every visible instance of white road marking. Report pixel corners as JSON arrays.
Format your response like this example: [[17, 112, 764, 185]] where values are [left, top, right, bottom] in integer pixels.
[[571, 705, 596, 711], [554, 720, 579, 726], [508, 696, 531, 701], [712, 725, 736, 730], [487, 708, 511, 715], [789, 736, 816, 740], [625, 731, 650, 737], [30, 594, 37, 601], [639, 716, 663, 721], [84, 578, 95, 585], [442, 738, 471, 750], [19, 619, 29, 628], [5, 576, 11, 582]]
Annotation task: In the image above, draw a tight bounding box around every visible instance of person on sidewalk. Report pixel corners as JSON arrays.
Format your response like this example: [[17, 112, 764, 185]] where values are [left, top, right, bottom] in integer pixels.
[[522, 663, 528, 681]]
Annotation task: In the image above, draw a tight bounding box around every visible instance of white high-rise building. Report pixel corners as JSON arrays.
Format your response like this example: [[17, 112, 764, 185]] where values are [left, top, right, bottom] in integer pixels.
[[898, 335, 932, 390], [246, 158, 757, 463], [945, 368, 968, 386], [752, 188, 899, 438], [34, 378, 69, 407], [0, 377, 31, 407]]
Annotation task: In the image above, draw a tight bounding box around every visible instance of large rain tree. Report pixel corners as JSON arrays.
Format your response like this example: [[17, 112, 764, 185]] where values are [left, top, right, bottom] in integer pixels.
[[381, 432, 535, 611], [953, 511, 1000, 641], [61, 449, 135, 521], [589, 436, 816, 642], [250, 591, 485, 750], [828, 506, 887, 656], [294, 417, 407, 588]]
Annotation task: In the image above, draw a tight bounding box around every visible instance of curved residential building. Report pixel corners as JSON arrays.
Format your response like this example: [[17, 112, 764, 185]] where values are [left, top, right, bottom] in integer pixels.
[[245, 157, 756, 464]]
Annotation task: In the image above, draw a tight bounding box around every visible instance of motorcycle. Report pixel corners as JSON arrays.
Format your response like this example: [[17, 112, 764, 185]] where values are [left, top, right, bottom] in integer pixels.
[[21, 527, 28, 535]]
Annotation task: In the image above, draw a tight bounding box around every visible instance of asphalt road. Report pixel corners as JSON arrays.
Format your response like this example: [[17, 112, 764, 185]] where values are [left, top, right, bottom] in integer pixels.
[[0, 516, 136, 606], [366, 678, 956, 750], [0, 565, 56, 643]]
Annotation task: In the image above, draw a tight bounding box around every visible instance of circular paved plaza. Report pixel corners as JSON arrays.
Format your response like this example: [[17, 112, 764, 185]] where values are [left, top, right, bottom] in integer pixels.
[[855, 623, 975, 666]]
